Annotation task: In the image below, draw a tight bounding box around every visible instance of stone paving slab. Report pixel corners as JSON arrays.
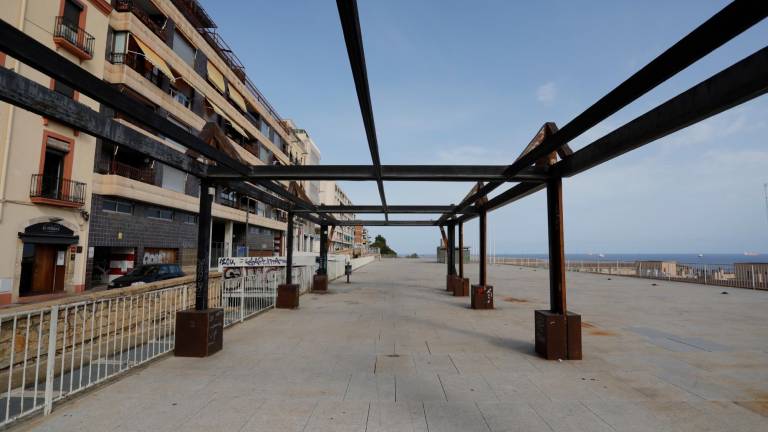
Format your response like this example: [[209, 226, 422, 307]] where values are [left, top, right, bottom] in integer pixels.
[[17, 259, 768, 431]]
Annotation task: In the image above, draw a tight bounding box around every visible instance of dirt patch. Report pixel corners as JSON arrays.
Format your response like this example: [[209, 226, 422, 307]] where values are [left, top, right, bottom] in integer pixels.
[[590, 329, 618, 336], [503, 297, 529, 303], [582, 321, 617, 336], [735, 401, 768, 417]]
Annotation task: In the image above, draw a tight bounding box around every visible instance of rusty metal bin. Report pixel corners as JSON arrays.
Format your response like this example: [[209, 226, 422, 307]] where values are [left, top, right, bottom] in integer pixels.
[[534, 310, 582, 360], [471, 285, 494, 309], [312, 274, 328, 292], [453, 278, 469, 296], [277, 283, 300, 309]]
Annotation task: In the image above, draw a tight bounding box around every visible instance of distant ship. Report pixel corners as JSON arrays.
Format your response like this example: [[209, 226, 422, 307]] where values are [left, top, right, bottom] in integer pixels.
[[744, 252, 760, 256], [698, 253, 704, 258]]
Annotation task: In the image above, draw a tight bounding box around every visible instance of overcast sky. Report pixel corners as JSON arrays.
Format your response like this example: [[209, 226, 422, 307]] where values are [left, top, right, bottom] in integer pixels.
[[201, 0, 768, 255]]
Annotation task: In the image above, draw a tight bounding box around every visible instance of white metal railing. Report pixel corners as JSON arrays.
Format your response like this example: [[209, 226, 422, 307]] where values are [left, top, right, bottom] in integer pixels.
[[0, 283, 192, 426], [495, 258, 768, 290], [0, 264, 320, 427]]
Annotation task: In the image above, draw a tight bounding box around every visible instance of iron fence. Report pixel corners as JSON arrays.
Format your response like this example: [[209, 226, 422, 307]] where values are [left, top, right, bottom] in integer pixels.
[[496, 258, 768, 290]]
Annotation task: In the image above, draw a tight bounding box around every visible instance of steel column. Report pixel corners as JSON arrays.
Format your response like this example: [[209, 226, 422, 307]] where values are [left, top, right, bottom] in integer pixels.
[[458, 223, 465, 278], [479, 210, 487, 287], [546, 178, 566, 314], [195, 179, 213, 310], [286, 212, 295, 284], [447, 222, 456, 276], [319, 224, 328, 275]]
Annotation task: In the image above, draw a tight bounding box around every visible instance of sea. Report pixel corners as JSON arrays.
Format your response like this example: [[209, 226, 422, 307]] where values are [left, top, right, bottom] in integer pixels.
[[423, 253, 767, 265]]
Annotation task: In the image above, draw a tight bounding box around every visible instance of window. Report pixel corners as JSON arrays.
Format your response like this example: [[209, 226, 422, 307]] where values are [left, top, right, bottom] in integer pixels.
[[109, 30, 128, 61], [102, 198, 132, 214], [146, 206, 173, 220], [160, 163, 186, 193], [259, 145, 272, 164], [260, 121, 270, 138], [172, 30, 196, 67], [181, 213, 197, 224], [62, 0, 83, 27]]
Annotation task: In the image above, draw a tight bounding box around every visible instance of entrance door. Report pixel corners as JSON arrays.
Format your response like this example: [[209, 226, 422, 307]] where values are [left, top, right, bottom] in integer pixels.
[[27, 245, 65, 295]]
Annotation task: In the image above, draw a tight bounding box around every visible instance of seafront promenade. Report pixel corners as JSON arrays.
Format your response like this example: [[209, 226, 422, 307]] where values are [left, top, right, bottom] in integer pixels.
[[19, 259, 768, 432]]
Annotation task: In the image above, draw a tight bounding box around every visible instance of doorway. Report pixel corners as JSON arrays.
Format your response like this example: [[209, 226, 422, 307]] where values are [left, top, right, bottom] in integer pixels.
[[20, 243, 66, 296]]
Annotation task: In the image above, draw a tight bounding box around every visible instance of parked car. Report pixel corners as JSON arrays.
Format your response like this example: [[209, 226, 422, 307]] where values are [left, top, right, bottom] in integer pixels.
[[108, 264, 184, 289]]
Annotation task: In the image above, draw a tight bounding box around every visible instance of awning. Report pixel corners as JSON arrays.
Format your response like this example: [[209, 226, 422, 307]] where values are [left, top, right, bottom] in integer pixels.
[[228, 86, 248, 112], [208, 100, 249, 138], [130, 34, 175, 82], [206, 61, 226, 94]]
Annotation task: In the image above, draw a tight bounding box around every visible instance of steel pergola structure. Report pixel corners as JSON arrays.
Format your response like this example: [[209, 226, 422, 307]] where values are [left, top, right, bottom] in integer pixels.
[[0, 0, 765, 359]]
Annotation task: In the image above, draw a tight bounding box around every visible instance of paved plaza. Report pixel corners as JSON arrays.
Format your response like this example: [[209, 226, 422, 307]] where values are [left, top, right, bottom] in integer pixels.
[[20, 259, 768, 431]]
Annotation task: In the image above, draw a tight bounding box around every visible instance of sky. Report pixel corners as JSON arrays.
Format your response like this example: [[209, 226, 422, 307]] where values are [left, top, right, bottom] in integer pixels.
[[200, 0, 768, 255]]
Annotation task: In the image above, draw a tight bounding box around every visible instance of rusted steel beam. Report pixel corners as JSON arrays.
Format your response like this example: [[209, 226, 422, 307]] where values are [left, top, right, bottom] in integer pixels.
[[333, 220, 437, 226], [458, 223, 465, 278], [439, 1, 767, 223], [0, 20, 327, 220], [319, 225, 329, 275], [195, 179, 214, 310], [0, 67, 206, 177], [461, 46, 768, 221], [447, 222, 456, 276], [546, 178, 567, 315], [553, 47, 768, 177], [286, 212, 295, 284], [479, 209, 487, 287], [336, 0, 388, 219], [207, 165, 547, 182], [0, 67, 331, 224], [294, 205, 478, 214]]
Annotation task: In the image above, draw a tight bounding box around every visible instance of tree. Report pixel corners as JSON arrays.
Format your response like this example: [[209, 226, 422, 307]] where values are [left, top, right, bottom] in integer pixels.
[[371, 234, 397, 256]]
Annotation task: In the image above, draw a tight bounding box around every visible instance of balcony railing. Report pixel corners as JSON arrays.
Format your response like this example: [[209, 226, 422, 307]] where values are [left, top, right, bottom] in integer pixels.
[[101, 158, 156, 185], [115, 0, 166, 38], [53, 17, 95, 59], [108, 52, 165, 88], [30, 174, 86, 206]]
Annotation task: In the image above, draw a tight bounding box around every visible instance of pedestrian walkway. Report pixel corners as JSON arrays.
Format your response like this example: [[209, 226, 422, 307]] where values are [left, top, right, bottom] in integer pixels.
[[20, 259, 768, 431]]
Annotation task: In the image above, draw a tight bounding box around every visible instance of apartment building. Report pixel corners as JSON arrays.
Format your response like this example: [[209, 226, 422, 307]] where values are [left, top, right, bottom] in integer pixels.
[[86, 0, 312, 287], [0, 0, 317, 298], [0, 0, 112, 303], [286, 122, 321, 253], [318, 181, 355, 252]]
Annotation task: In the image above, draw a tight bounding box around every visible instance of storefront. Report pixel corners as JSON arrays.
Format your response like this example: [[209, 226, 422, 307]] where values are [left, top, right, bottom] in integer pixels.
[[18, 222, 79, 297]]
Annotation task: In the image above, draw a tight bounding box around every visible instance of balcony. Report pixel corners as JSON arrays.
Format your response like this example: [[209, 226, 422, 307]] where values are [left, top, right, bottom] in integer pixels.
[[108, 52, 165, 89], [100, 157, 156, 185], [53, 17, 95, 60], [115, 0, 167, 39], [29, 174, 86, 207]]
